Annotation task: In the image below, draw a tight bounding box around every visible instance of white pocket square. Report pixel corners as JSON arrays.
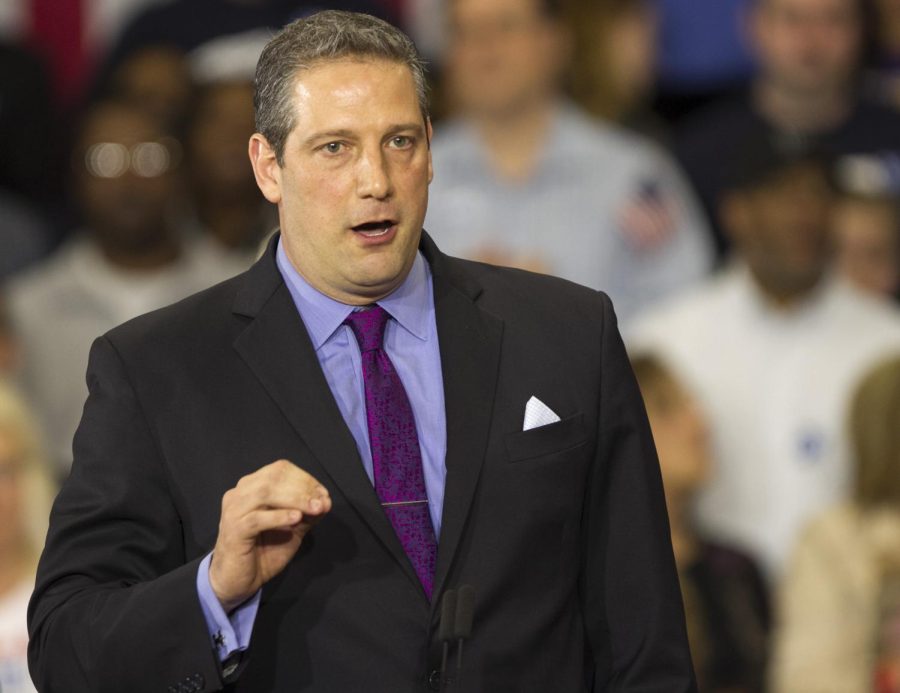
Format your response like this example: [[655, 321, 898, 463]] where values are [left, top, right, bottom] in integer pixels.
[[523, 396, 561, 431]]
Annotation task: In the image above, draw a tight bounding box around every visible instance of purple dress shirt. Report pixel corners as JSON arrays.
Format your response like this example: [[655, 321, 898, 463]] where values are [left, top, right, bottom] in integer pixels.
[[197, 237, 448, 660]]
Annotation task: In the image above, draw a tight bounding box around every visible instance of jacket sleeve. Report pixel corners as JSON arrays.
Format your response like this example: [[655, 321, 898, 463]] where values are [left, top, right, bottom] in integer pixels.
[[27, 335, 226, 693], [581, 293, 698, 691]]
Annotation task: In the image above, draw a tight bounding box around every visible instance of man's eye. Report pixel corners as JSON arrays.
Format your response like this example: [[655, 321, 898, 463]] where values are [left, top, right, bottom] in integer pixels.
[[390, 136, 412, 148], [323, 142, 343, 154]]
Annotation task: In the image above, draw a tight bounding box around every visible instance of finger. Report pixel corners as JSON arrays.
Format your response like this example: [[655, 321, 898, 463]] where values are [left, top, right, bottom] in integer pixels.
[[304, 493, 332, 518], [231, 460, 330, 512], [236, 507, 304, 539]]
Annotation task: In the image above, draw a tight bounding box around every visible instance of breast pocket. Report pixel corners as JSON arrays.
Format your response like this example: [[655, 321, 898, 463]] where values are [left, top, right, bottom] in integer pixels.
[[504, 413, 587, 463]]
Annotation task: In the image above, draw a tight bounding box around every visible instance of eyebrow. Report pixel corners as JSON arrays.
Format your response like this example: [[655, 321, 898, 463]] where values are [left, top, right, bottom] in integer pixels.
[[302, 122, 427, 147]]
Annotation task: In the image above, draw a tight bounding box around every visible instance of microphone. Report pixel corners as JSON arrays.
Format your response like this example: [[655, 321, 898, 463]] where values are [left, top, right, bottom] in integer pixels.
[[437, 585, 475, 691], [453, 585, 475, 687], [439, 589, 457, 693]]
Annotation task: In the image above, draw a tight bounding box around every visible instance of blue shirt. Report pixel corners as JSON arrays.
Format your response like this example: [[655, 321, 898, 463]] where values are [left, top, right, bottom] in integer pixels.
[[425, 103, 713, 327], [197, 237, 447, 661]]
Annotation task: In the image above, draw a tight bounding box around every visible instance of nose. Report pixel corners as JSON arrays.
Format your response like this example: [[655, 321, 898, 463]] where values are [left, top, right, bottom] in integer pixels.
[[356, 147, 392, 200]]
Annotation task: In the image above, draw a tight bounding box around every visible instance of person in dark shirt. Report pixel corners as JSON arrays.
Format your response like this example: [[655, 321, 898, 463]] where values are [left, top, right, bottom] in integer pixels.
[[675, 0, 900, 261]]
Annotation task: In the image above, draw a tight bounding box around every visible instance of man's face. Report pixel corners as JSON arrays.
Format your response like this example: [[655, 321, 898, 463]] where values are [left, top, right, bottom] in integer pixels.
[[250, 59, 432, 305], [751, 0, 861, 95], [446, 0, 568, 117], [724, 163, 834, 299], [833, 197, 900, 296], [190, 82, 258, 197], [77, 104, 178, 253]]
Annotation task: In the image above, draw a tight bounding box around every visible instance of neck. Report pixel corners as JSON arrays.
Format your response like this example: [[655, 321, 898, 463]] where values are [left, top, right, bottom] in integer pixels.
[[753, 78, 852, 133], [472, 98, 557, 181], [747, 266, 823, 310], [97, 234, 182, 271]]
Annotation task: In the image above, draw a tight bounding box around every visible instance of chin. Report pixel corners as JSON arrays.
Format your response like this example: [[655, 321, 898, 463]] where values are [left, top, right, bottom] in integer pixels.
[[351, 265, 408, 298]]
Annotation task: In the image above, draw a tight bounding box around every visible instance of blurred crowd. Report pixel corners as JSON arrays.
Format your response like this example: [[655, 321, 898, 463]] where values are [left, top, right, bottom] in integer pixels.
[[1, 0, 900, 691]]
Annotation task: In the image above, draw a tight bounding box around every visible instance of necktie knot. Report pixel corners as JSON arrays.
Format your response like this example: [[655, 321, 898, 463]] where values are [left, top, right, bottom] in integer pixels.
[[344, 305, 390, 352]]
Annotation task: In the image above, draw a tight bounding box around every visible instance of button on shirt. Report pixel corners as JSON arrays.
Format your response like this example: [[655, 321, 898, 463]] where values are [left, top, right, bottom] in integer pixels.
[[197, 237, 448, 660]]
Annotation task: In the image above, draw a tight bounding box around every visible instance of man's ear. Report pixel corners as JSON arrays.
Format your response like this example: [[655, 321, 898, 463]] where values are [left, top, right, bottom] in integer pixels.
[[426, 117, 434, 184], [248, 133, 283, 204]]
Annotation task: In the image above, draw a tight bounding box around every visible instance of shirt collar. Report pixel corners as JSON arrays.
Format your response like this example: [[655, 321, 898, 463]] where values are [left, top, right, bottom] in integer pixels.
[[275, 236, 433, 350]]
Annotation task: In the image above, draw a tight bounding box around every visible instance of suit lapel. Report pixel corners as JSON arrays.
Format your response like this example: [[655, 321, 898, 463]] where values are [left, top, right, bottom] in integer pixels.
[[231, 242, 424, 595], [423, 237, 504, 600]]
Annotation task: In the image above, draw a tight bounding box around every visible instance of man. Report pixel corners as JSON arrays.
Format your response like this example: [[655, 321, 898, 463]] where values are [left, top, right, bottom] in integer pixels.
[[6, 98, 239, 477], [425, 0, 712, 325], [676, 0, 900, 259], [629, 136, 900, 580], [28, 11, 694, 692], [831, 185, 900, 299], [184, 31, 278, 268]]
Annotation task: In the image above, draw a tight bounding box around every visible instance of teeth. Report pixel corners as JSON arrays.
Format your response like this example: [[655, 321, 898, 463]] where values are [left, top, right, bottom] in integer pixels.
[[360, 227, 391, 237]]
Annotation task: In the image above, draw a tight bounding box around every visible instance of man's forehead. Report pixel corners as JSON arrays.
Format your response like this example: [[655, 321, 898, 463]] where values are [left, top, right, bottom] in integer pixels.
[[286, 58, 422, 127], [82, 105, 163, 145], [290, 56, 414, 90]]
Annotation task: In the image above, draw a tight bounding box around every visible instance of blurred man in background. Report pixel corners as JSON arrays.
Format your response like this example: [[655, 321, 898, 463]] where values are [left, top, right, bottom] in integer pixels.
[[830, 176, 900, 300], [629, 136, 900, 582], [676, 0, 900, 260], [183, 31, 277, 269], [425, 0, 713, 324], [6, 99, 238, 478]]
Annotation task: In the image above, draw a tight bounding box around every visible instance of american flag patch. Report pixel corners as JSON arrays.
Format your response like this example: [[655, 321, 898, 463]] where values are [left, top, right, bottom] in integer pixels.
[[616, 180, 678, 252]]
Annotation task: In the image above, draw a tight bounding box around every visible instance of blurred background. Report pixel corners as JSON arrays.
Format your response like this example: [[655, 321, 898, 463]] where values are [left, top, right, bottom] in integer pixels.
[[1, 0, 900, 691]]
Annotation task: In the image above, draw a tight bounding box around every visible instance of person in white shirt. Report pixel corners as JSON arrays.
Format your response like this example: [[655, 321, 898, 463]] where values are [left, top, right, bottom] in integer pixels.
[[6, 98, 239, 478], [629, 136, 900, 580]]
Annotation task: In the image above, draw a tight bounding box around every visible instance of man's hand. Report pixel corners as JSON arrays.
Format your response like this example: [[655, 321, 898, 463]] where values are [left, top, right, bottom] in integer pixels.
[[209, 459, 332, 612]]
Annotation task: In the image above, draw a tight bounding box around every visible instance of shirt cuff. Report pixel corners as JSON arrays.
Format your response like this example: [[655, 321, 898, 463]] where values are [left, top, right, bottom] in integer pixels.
[[196, 552, 261, 661]]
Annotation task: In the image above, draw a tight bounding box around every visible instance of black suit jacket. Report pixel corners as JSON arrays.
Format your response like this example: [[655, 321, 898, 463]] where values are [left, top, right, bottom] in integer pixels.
[[28, 233, 695, 692]]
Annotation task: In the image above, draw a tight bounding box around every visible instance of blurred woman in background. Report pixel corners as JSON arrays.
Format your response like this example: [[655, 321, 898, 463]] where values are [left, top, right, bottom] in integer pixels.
[[0, 380, 55, 693], [772, 354, 900, 692], [632, 352, 770, 692]]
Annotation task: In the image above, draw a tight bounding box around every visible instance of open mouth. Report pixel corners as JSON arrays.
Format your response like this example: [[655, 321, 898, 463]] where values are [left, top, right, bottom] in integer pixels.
[[351, 220, 395, 237]]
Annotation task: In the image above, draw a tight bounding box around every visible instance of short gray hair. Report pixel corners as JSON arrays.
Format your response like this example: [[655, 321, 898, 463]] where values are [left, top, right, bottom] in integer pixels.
[[254, 10, 429, 165]]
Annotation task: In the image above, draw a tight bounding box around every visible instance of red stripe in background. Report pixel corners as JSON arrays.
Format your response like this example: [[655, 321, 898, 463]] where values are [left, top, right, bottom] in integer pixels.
[[27, 0, 90, 106]]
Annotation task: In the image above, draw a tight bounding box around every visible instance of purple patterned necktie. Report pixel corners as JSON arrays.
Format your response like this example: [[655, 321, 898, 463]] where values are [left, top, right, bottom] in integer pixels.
[[344, 305, 437, 599]]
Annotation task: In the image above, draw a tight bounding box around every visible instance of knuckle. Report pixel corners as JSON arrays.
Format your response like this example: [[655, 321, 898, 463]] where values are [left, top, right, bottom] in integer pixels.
[[273, 459, 293, 474]]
